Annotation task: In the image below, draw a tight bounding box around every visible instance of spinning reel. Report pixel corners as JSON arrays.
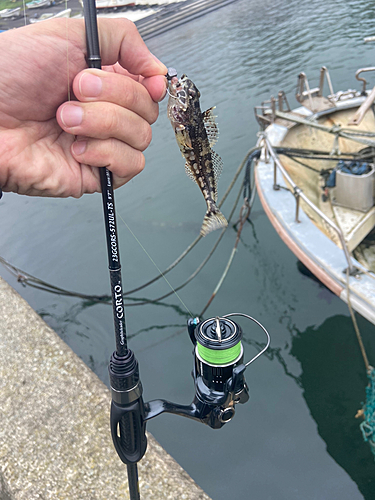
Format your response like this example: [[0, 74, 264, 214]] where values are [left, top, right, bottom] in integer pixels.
[[109, 313, 270, 464]]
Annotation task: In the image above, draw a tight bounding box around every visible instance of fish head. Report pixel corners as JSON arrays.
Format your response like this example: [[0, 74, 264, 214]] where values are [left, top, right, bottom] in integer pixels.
[[177, 74, 201, 102], [167, 73, 201, 131]]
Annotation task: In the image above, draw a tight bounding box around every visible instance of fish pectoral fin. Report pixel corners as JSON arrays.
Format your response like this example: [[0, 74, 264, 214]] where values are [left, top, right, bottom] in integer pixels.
[[185, 161, 198, 184], [203, 107, 219, 147], [175, 127, 193, 149]]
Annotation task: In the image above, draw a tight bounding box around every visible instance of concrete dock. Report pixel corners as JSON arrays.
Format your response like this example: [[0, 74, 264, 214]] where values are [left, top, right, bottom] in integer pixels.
[[0, 276, 211, 500]]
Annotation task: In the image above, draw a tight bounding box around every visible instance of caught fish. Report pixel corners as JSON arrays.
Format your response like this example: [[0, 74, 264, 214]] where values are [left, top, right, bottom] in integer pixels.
[[166, 69, 228, 237]]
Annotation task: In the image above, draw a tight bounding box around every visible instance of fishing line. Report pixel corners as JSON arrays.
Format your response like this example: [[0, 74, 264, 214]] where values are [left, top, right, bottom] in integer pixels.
[[22, 0, 26, 26], [65, 0, 70, 102], [116, 211, 194, 318], [166, 88, 178, 99]]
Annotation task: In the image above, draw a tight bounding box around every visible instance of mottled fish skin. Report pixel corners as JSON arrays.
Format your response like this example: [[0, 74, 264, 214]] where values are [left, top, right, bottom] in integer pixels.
[[167, 74, 227, 237]]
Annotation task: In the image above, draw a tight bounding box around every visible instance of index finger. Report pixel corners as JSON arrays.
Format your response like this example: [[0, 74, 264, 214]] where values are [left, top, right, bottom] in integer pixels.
[[97, 18, 167, 78], [104, 63, 167, 102], [73, 69, 160, 123]]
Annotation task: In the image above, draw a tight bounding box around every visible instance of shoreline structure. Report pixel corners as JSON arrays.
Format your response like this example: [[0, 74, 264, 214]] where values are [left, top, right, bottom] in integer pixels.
[[0, 276, 211, 500]]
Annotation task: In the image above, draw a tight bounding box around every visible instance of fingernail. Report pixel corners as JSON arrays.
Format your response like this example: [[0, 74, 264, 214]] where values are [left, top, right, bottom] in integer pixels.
[[61, 104, 83, 128], [157, 81, 167, 102], [72, 140, 87, 155], [79, 72, 102, 97]]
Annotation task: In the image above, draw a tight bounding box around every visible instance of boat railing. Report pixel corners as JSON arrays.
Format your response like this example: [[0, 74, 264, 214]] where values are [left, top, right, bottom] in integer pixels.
[[295, 67, 334, 110], [254, 91, 291, 129], [261, 134, 355, 274], [355, 67, 375, 94], [318, 66, 334, 97]]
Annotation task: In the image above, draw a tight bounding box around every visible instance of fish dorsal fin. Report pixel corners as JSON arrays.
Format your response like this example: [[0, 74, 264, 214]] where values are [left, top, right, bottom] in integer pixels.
[[203, 107, 219, 147], [185, 161, 198, 184]]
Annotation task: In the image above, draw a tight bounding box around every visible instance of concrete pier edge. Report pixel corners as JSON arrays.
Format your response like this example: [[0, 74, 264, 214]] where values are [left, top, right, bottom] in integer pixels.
[[0, 276, 211, 500]]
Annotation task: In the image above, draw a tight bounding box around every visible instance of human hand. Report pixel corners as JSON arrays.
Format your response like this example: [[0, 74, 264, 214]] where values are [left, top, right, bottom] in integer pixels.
[[0, 18, 167, 197]]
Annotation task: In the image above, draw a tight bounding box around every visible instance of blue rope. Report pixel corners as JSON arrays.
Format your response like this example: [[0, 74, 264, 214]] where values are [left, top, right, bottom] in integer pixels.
[[360, 367, 375, 458]]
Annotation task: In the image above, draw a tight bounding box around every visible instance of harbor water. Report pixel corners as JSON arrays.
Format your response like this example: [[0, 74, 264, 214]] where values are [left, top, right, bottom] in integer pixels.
[[1, 0, 375, 498]]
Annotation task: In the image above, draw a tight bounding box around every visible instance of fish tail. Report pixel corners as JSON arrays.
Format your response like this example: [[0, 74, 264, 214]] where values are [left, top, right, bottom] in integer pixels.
[[200, 206, 228, 237]]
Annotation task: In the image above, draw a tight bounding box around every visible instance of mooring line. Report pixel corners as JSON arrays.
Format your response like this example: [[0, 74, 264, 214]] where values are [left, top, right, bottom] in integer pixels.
[[0, 149, 259, 311], [346, 268, 370, 372], [199, 185, 253, 317], [123, 146, 260, 296]]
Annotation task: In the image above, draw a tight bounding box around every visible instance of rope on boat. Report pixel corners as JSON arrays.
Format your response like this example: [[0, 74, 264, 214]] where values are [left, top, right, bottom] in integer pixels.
[[355, 265, 375, 283], [275, 147, 375, 175], [346, 270, 370, 372], [0, 148, 260, 309], [276, 146, 375, 160], [346, 270, 375, 459]]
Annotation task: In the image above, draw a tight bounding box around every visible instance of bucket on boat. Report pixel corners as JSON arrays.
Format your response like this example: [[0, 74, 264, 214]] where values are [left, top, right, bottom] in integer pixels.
[[330, 160, 375, 212]]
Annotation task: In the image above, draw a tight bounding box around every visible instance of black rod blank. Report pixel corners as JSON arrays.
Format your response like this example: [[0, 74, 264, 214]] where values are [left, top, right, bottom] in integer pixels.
[[81, 7, 145, 499], [82, 0, 128, 356]]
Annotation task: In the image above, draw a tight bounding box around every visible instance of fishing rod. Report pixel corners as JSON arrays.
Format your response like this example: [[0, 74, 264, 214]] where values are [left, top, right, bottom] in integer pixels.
[[82, 1, 144, 498], [81, 5, 270, 498]]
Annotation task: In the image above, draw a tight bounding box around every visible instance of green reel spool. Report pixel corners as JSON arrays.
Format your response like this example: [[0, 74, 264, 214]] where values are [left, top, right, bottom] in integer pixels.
[[195, 317, 243, 367], [197, 341, 242, 366]]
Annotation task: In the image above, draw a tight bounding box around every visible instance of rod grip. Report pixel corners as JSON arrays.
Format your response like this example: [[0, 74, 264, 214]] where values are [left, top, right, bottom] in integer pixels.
[[109, 350, 147, 464], [110, 399, 147, 465]]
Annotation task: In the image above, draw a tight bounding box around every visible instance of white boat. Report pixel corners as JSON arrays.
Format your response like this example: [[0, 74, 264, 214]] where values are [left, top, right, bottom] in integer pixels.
[[0, 7, 21, 18], [26, 0, 52, 9], [29, 7, 71, 22], [254, 66, 375, 325]]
